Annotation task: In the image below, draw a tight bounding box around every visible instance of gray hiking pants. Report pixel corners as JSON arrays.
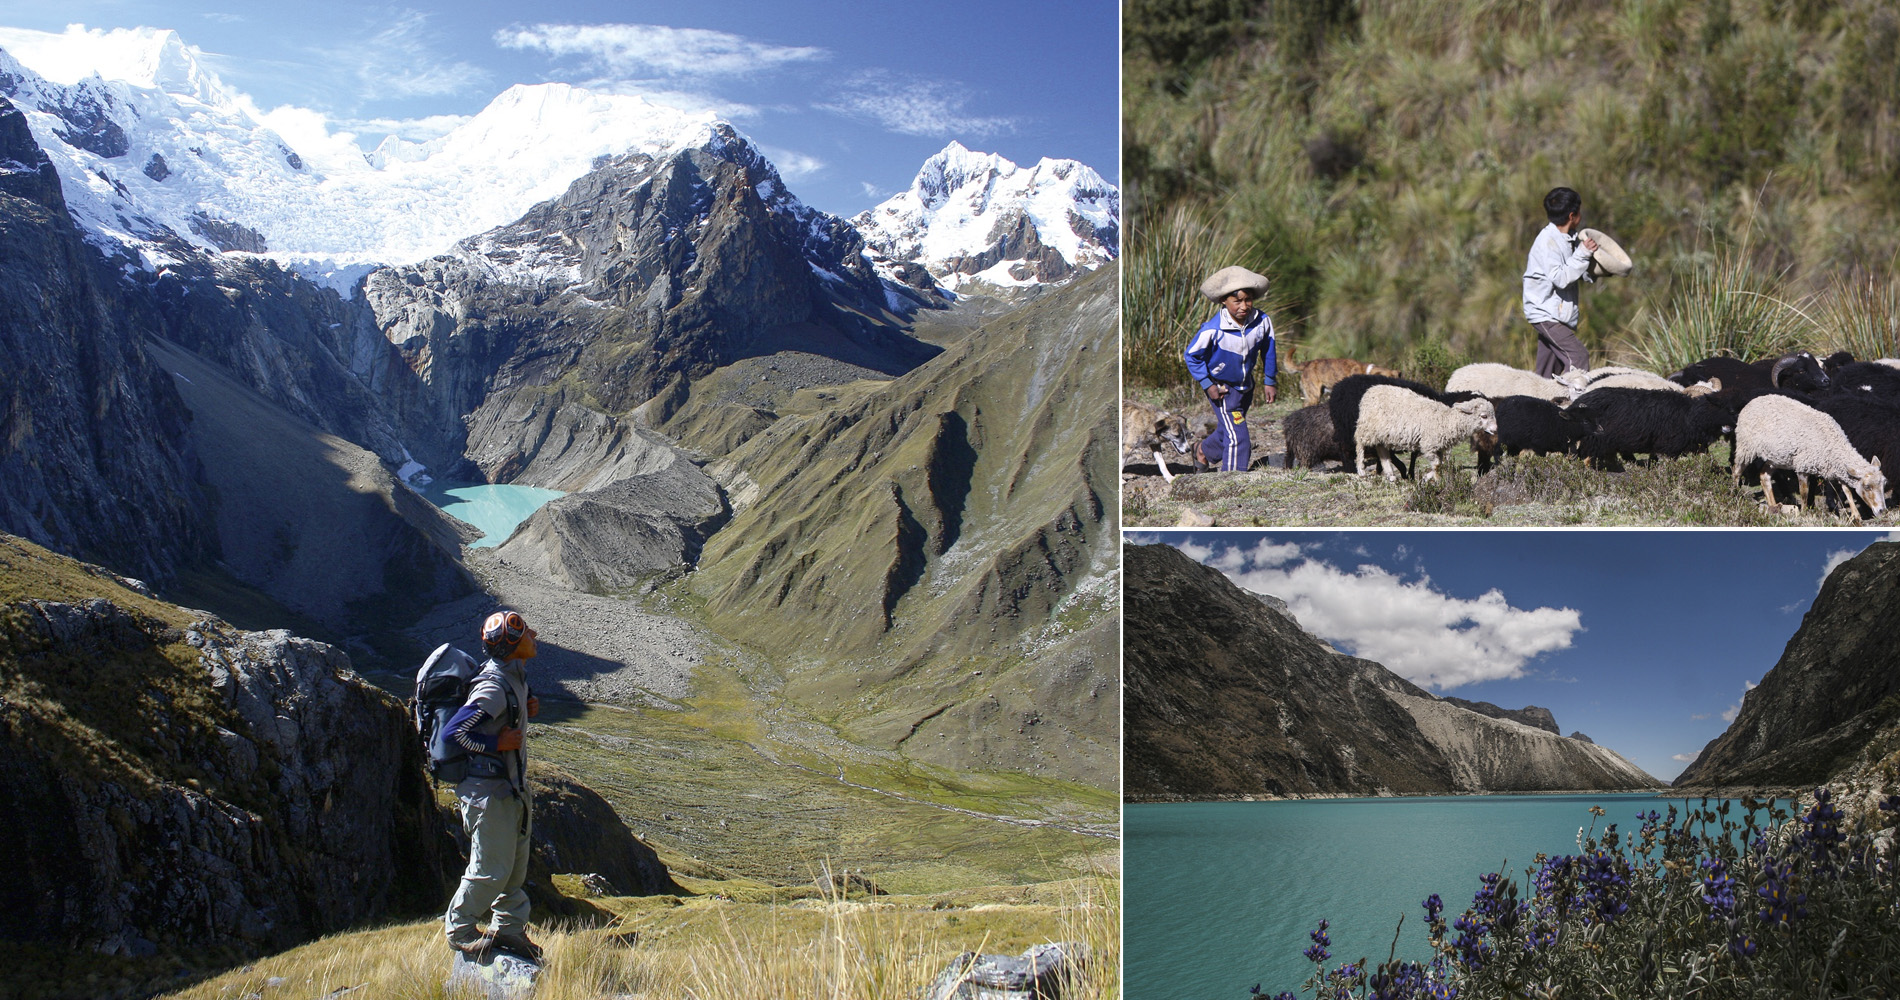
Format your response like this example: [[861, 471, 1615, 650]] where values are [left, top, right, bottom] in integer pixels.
[[445, 779, 532, 939], [1532, 320, 1588, 377]]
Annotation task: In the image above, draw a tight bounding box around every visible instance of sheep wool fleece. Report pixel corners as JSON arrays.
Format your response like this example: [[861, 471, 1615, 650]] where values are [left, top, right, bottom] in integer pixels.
[[444, 659, 532, 942]]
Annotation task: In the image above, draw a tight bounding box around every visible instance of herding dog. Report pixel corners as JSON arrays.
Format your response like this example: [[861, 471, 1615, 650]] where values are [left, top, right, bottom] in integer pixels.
[[1123, 398, 1201, 479], [1292, 357, 1403, 408]]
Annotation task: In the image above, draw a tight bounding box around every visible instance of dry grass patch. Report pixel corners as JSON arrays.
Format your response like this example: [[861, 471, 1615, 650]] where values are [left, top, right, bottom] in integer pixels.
[[156, 876, 1120, 1000]]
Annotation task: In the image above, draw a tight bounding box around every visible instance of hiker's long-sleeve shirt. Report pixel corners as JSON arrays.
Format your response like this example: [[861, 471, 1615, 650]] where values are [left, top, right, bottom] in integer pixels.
[[1522, 222, 1595, 328]]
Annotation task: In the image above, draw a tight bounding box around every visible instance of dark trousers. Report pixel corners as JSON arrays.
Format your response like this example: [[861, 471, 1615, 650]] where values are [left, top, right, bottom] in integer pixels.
[[1532, 320, 1588, 377], [1199, 383, 1254, 471]]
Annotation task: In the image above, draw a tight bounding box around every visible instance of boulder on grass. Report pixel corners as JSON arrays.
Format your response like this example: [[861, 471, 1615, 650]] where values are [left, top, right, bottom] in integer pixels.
[[924, 942, 1085, 1000]]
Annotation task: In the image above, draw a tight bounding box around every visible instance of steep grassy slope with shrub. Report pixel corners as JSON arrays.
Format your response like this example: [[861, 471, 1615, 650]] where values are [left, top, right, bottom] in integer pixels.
[[1125, 0, 1900, 388]]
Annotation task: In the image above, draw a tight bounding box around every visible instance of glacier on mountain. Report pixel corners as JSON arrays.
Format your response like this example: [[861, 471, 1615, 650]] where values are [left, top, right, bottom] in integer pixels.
[[851, 140, 1120, 291], [0, 24, 1116, 301], [0, 26, 722, 287]]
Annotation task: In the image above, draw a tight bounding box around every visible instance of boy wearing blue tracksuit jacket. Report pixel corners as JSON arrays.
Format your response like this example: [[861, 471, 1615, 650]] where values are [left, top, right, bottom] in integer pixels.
[[1184, 265, 1277, 471]]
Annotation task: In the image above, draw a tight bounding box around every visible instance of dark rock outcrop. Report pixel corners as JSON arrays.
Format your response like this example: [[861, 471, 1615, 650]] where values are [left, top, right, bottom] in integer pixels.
[[0, 537, 459, 982], [1675, 542, 1900, 788], [1441, 697, 1561, 735], [527, 762, 681, 897], [0, 99, 211, 583], [1124, 542, 1658, 800]]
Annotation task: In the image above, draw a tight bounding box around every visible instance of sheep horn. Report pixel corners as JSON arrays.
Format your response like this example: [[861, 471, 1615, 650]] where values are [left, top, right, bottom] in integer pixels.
[[1770, 355, 1799, 388]]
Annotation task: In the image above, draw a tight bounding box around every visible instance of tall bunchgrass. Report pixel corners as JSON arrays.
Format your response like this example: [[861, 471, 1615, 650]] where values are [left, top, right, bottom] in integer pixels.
[[154, 874, 1121, 1000], [1627, 243, 1818, 373], [1122, 204, 1264, 387], [1127, 0, 1900, 377], [1811, 271, 1900, 362]]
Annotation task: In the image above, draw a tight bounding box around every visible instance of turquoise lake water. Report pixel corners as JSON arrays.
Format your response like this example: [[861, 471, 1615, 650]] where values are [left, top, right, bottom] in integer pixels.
[[418, 481, 564, 548], [1126, 794, 1735, 997]]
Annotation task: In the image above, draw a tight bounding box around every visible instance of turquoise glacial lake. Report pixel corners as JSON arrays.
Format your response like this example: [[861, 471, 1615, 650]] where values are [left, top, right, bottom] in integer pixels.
[[1126, 794, 1740, 997], [418, 481, 564, 548]]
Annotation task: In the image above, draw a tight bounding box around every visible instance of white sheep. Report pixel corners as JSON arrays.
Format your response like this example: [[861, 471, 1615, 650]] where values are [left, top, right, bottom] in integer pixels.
[[1732, 394, 1887, 520], [1579, 371, 1687, 393], [1446, 363, 1571, 403], [1875, 358, 1900, 370], [1552, 365, 1649, 392], [1354, 385, 1498, 482]]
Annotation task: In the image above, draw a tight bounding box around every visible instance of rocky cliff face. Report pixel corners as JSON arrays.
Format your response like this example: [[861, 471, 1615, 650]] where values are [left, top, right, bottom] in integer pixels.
[[359, 133, 938, 477], [684, 265, 1120, 787], [1675, 542, 1900, 788], [0, 534, 459, 985], [1441, 697, 1561, 735], [1124, 542, 1658, 800], [0, 96, 211, 583], [527, 762, 681, 898]]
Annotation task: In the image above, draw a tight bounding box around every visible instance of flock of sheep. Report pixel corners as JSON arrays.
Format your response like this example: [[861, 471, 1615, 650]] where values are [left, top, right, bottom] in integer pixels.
[[1275, 351, 1897, 520], [1125, 350, 1900, 520]]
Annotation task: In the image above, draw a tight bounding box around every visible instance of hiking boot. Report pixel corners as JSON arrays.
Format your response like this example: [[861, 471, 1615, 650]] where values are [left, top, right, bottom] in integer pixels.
[[490, 931, 542, 962], [448, 929, 494, 955]]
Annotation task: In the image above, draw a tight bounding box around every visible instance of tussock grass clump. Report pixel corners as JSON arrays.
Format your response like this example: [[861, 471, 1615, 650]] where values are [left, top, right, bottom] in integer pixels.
[[1126, 0, 1900, 391], [1252, 790, 1900, 999], [156, 875, 1121, 1000]]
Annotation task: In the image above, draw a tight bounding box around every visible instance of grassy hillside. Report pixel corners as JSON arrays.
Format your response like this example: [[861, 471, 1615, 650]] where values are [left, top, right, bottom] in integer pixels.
[[1125, 0, 1900, 387], [153, 876, 1120, 1000]]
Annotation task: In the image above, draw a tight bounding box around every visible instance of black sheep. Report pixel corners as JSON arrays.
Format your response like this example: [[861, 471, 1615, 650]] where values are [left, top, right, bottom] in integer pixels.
[[1566, 387, 1733, 467], [1283, 404, 1346, 469], [1478, 396, 1598, 472], [1328, 373, 1463, 473], [1807, 394, 1900, 499], [1826, 361, 1900, 401], [1670, 352, 1829, 394], [1822, 350, 1857, 374]]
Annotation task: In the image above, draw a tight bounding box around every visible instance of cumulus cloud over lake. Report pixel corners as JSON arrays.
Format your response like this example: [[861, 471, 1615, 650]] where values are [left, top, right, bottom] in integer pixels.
[[1167, 538, 1583, 690]]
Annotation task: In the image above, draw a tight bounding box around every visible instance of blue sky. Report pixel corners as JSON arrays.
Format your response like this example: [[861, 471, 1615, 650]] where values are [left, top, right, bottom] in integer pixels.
[[0, 0, 1117, 216], [1126, 530, 1898, 783]]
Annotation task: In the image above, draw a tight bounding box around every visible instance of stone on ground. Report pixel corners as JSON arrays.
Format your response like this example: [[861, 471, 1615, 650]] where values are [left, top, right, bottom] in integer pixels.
[[924, 942, 1085, 999], [447, 949, 540, 1000]]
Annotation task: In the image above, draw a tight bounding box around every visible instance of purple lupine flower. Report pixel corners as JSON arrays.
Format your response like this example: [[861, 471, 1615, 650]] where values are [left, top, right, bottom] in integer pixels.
[[1756, 855, 1807, 929], [1304, 919, 1331, 964], [1798, 787, 1846, 874], [1698, 856, 1736, 920]]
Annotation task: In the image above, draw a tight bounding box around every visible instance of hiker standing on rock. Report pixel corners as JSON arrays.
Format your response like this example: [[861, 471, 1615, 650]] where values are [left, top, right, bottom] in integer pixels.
[[1183, 265, 1277, 472], [444, 611, 542, 960], [1523, 186, 1598, 377]]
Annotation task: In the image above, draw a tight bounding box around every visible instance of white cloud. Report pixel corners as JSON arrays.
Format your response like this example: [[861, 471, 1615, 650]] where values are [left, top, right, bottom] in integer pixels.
[[815, 70, 1018, 138], [758, 145, 823, 181], [1721, 703, 1740, 723], [1125, 532, 1165, 546], [860, 180, 897, 201], [1818, 547, 1860, 591], [1208, 538, 1304, 572], [1672, 752, 1698, 762], [325, 10, 486, 100], [1884, 531, 1900, 542], [1177, 541, 1582, 690], [1691, 712, 1710, 720], [496, 23, 826, 79]]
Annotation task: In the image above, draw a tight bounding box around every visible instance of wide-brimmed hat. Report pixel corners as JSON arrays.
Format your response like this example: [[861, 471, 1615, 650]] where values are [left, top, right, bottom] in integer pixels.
[[1200, 265, 1271, 302], [1581, 228, 1632, 277]]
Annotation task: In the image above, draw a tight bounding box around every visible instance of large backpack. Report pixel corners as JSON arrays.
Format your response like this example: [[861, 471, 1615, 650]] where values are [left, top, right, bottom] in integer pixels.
[[412, 643, 514, 783]]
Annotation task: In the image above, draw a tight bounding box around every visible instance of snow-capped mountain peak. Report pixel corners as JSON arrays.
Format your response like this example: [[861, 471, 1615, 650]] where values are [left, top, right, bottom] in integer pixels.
[[0, 27, 735, 289], [852, 142, 1119, 293], [0, 25, 233, 108]]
